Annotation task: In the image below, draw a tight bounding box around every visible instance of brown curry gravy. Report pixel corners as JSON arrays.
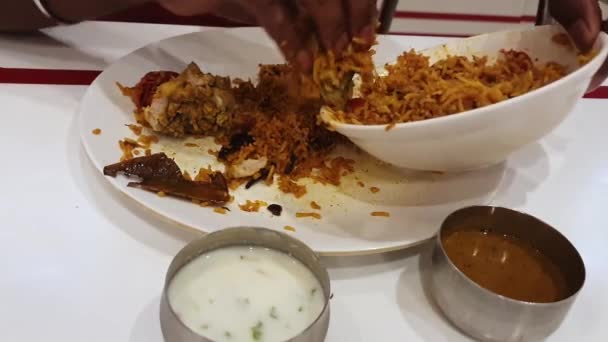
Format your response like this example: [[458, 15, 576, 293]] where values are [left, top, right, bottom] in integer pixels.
[[442, 229, 569, 303]]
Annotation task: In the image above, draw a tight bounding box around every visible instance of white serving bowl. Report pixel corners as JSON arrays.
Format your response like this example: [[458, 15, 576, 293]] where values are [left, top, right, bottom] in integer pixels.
[[320, 25, 608, 172]]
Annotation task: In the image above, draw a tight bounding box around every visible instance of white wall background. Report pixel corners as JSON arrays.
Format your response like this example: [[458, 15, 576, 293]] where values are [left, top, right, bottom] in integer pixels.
[[388, 0, 608, 36]]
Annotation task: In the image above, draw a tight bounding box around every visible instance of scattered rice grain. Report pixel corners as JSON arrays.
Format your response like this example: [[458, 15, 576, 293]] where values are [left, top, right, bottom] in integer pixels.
[[296, 212, 322, 220], [310, 201, 321, 210], [214, 207, 228, 215], [137, 134, 159, 148], [127, 124, 143, 136], [118, 139, 139, 161], [239, 200, 268, 212]]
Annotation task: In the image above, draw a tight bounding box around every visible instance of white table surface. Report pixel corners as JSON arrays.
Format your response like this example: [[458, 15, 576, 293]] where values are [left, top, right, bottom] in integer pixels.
[[1, 22, 607, 342]]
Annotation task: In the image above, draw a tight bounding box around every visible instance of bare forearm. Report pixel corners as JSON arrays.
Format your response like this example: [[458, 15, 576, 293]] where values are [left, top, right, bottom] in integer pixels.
[[0, 0, 151, 32], [0, 2, 53, 32]]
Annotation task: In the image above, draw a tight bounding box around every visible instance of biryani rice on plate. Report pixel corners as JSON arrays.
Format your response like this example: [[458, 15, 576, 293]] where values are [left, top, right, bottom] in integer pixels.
[[109, 35, 568, 203], [115, 44, 375, 199]]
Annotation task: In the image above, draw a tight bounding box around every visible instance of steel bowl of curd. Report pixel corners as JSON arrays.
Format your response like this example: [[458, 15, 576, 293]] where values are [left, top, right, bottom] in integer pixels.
[[160, 227, 331, 342]]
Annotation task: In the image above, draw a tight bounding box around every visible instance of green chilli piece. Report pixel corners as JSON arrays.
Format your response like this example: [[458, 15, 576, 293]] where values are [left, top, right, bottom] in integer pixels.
[[251, 321, 263, 340], [269, 306, 279, 319]]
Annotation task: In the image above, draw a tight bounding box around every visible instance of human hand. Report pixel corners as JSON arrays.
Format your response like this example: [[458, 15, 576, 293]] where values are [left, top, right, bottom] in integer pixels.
[[549, 0, 607, 91], [158, 0, 377, 72], [158, 0, 257, 25]]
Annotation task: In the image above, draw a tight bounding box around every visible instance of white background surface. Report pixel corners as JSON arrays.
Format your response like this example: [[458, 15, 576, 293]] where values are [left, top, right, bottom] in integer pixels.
[[1, 22, 608, 341], [390, 0, 608, 36]]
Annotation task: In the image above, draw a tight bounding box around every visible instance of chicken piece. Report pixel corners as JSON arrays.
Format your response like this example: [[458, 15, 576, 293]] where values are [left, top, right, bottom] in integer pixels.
[[227, 157, 269, 179], [216, 133, 269, 179], [122, 63, 237, 137], [119, 71, 179, 110]]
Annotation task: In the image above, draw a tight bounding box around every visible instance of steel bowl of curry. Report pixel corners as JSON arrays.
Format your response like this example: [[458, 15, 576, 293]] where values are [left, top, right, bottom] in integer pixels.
[[430, 206, 585, 342]]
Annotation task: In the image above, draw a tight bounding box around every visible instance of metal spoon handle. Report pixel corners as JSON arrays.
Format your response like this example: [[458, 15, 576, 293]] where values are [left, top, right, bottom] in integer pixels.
[[535, 0, 556, 26]]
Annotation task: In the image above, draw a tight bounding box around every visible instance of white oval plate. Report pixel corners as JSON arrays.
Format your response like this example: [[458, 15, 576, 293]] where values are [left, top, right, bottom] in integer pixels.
[[79, 27, 504, 255]]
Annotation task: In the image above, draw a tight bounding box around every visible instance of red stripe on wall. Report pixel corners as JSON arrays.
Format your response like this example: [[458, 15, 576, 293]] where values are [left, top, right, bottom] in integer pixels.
[[394, 11, 536, 23], [0, 68, 101, 85], [389, 31, 471, 38], [1, 67, 606, 100], [585, 86, 608, 99]]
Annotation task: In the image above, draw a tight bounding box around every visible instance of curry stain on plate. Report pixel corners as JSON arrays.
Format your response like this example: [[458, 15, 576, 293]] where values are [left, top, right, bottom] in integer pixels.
[[442, 229, 569, 303]]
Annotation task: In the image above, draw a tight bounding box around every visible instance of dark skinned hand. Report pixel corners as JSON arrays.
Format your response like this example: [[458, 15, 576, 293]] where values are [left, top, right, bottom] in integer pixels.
[[159, 0, 377, 73], [162, 0, 605, 90], [550, 0, 608, 91]]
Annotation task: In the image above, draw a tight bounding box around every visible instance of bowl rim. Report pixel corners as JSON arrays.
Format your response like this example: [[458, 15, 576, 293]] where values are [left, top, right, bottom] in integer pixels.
[[435, 205, 587, 307], [162, 226, 331, 341], [324, 26, 608, 132]]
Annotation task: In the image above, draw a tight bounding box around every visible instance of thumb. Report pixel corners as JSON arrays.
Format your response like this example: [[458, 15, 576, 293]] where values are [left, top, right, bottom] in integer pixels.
[[549, 0, 602, 51]]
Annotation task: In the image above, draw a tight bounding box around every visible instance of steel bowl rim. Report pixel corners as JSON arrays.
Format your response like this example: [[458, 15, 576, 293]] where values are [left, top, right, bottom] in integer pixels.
[[162, 226, 331, 342], [436, 205, 586, 307]]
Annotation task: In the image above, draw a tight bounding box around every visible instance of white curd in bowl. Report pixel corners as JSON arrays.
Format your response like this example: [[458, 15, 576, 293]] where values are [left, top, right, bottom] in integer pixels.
[[168, 246, 325, 341]]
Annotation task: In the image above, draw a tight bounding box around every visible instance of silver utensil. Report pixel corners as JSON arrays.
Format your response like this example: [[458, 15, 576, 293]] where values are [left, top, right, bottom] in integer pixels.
[[160, 227, 331, 342], [430, 206, 585, 342]]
